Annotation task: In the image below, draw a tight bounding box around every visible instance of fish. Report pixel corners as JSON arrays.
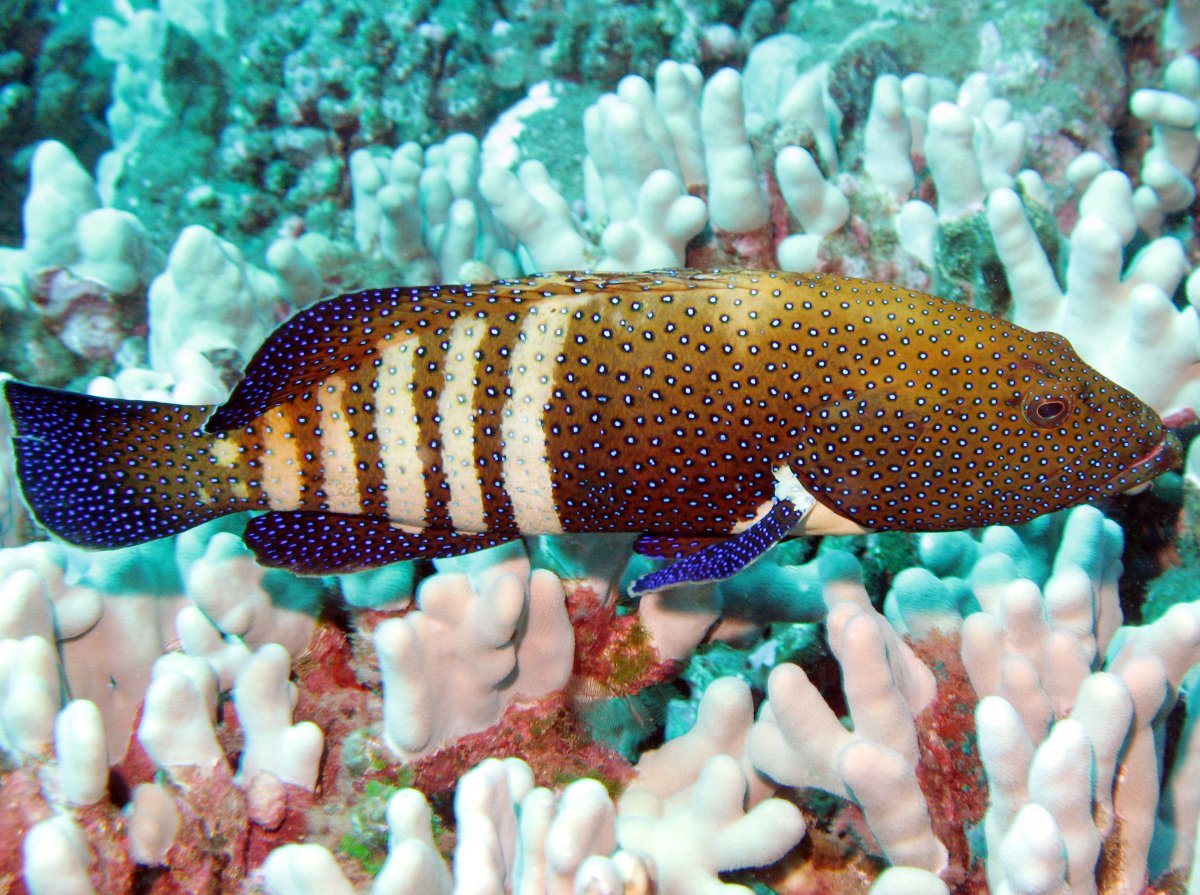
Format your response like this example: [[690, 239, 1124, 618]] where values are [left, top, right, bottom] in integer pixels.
[[3, 269, 1180, 594]]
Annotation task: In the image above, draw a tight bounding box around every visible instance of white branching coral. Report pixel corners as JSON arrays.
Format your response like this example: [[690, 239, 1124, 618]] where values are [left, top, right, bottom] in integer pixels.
[[5, 13, 1200, 895], [0, 523, 325, 760], [147, 224, 280, 371], [748, 552, 947, 874], [1130, 55, 1200, 230], [349, 134, 522, 284], [259, 750, 800, 895], [374, 542, 574, 758], [988, 179, 1200, 414]]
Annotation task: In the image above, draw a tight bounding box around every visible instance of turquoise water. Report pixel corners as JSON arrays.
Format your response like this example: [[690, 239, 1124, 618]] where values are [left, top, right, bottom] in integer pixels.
[[1, 1, 1198, 892]]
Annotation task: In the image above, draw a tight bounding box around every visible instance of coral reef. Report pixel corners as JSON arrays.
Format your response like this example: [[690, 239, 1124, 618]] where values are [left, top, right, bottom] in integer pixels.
[[3, 0, 1200, 892]]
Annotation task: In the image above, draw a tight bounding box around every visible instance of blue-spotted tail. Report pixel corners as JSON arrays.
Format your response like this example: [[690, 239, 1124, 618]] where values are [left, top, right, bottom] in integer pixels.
[[4, 381, 238, 549]]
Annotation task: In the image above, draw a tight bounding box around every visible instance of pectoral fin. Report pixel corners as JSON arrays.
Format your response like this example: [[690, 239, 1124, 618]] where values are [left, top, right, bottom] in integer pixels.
[[629, 466, 818, 595], [629, 497, 810, 595]]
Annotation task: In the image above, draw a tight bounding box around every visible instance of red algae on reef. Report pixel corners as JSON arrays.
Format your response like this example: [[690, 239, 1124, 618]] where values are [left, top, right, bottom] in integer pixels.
[[566, 583, 681, 699], [909, 631, 988, 893], [284, 580, 657, 880], [407, 694, 634, 802]]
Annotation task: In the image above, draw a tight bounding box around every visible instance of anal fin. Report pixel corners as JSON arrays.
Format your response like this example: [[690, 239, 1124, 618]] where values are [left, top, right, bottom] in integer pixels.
[[244, 511, 513, 575], [632, 534, 726, 559]]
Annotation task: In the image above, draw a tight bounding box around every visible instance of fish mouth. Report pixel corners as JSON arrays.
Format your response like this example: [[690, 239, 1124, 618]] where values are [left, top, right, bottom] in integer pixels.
[[1103, 430, 1182, 495]]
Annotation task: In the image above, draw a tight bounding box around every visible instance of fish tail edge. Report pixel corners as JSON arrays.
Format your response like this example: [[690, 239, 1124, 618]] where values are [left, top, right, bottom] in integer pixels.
[[4, 380, 235, 549]]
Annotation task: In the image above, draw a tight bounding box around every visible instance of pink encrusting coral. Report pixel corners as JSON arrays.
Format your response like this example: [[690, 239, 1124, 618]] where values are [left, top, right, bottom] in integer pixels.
[[2, 1, 1200, 893]]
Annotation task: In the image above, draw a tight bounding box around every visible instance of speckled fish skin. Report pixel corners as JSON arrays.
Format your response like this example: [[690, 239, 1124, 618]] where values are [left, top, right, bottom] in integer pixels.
[[4, 269, 1180, 577]]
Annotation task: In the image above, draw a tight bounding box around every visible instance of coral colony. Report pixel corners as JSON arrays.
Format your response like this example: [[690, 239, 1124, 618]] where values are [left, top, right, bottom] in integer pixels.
[[3, 0, 1200, 893]]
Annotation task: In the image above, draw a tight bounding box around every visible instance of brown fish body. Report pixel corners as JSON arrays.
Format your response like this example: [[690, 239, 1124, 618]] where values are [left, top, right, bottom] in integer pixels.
[[4, 270, 1179, 580], [223, 270, 1172, 533]]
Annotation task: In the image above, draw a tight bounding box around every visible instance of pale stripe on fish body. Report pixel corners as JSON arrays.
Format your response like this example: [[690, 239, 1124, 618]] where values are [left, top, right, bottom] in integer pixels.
[[4, 270, 1180, 592]]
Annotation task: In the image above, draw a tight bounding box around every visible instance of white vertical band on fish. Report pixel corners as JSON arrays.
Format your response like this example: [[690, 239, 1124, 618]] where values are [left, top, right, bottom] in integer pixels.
[[376, 340, 426, 526], [316, 374, 363, 514], [437, 318, 489, 532], [501, 300, 583, 534], [258, 406, 303, 511]]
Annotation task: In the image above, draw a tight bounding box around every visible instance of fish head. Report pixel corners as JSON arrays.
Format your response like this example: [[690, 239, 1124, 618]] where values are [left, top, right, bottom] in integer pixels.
[[1009, 331, 1180, 502], [793, 318, 1179, 532]]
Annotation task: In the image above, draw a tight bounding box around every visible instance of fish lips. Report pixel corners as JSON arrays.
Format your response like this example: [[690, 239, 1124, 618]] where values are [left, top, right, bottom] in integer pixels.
[[1102, 429, 1183, 496]]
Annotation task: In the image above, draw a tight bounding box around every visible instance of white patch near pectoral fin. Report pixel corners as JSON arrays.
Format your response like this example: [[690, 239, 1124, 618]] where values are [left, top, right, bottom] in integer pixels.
[[774, 463, 873, 536], [730, 465, 872, 537], [773, 464, 816, 516]]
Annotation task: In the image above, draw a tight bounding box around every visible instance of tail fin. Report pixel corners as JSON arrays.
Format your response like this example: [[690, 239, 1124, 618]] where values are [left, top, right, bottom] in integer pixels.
[[5, 381, 237, 549]]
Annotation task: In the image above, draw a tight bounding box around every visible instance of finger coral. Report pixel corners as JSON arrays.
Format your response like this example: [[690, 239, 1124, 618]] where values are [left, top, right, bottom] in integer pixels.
[[2, 1, 1200, 893]]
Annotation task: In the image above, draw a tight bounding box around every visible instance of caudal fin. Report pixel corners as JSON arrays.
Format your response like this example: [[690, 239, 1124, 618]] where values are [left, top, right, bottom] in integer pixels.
[[4, 381, 237, 549]]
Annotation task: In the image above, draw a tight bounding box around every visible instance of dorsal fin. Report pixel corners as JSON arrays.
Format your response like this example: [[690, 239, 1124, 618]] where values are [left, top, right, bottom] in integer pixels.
[[202, 270, 751, 432], [205, 275, 580, 432], [204, 284, 468, 431]]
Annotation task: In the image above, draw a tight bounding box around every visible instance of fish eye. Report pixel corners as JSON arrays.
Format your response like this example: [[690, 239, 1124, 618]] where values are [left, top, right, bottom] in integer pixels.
[[1023, 394, 1073, 427]]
